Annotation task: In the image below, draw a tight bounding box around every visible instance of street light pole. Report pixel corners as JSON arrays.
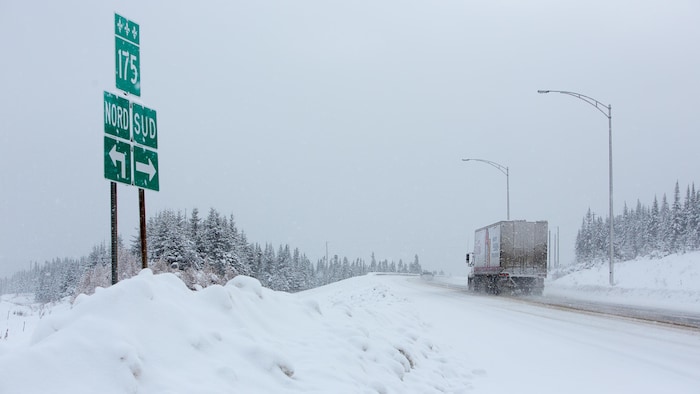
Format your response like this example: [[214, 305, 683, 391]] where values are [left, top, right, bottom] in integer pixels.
[[538, 89, 614, 286], [462, 158, 510, 220]]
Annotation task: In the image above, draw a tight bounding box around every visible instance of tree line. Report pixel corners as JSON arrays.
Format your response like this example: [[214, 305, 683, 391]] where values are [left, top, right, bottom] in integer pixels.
[[576, 181, 700, 262], [0, 207, 423, 302]]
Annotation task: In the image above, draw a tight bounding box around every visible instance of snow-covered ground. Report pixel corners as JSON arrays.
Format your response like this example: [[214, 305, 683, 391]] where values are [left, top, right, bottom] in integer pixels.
[[0, 253, 699, 393], [546, 252, 700, 313]]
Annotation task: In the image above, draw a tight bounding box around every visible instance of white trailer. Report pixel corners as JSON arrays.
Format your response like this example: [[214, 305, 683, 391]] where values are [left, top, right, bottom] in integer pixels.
[[467, 220, 548, 295]]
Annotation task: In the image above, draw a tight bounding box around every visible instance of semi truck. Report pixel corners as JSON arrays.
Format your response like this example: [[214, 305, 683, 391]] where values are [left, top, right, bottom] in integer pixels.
[[467, 220, 548, 295]]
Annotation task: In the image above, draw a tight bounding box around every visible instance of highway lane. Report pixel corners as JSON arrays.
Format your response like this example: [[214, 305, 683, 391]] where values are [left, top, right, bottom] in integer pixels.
[[425, 277, 700, 330], [395, 275, 700, 393]]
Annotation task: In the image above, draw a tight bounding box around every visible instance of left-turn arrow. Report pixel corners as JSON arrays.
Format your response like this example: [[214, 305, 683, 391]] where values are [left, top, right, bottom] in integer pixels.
[[104, 136, 132, 185], [109, 144, 127, 179]]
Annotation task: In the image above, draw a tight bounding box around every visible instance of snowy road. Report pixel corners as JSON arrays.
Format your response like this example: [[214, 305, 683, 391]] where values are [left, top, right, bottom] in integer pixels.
[[529, 296, 700, 329], [429, 277, 700, 329], [394, 276, 700, 393]]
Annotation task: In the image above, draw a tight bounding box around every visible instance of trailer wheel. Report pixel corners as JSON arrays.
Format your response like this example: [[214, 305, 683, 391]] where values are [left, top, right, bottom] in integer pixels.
[[473, 276, 484, 293], [488, 276, 500, 295]]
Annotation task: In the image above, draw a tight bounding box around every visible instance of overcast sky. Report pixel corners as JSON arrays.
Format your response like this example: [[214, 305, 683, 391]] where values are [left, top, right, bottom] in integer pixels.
[[1, 0, 699, 277]]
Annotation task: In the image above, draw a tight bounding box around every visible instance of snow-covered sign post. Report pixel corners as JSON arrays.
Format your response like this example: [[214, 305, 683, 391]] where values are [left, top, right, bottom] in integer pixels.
[[103, 13, 160, 284]]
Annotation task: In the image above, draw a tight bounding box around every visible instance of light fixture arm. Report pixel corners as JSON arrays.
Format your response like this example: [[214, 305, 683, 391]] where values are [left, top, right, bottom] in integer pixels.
[[537, 90, 610, 119], [462, 158, 508, 177], [462, 158, 510, 220]]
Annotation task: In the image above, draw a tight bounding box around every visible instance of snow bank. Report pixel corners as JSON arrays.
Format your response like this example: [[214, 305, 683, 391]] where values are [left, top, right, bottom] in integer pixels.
[[546, 252, 700, 312], [0, 270, 474, 394]]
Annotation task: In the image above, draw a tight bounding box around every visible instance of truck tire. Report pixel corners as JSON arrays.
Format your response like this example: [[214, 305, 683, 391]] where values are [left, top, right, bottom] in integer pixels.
[[474, 276, 484, 293], [488, 276, 500, 295]]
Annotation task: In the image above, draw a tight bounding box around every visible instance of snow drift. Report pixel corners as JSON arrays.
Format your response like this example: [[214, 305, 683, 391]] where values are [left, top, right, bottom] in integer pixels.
[[0, 270, 474, 394]]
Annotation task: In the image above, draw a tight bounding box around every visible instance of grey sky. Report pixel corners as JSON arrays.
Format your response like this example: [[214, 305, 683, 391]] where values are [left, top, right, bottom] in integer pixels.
[[1, 0, 699, 277]]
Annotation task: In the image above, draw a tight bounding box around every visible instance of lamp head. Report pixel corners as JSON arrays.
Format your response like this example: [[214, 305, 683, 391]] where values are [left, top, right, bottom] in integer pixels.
[[537, 90, 550, 94]]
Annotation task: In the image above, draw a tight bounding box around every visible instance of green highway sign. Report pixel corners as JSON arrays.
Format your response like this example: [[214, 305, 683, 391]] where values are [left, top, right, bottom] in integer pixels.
[[132, 103, 158, 149], [105, 14, 160, 192], [104, 136, 132, 185], [133, 145, 159, 191], [115, 13, 140, 97], [103, 91, 130, 139]]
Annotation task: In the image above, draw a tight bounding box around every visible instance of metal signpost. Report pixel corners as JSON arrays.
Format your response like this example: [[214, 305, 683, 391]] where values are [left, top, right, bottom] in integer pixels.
[[104, 13, 160, 284]]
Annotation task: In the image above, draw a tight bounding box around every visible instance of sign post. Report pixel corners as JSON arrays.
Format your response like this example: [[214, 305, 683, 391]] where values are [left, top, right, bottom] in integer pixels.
[[103, 13, 160, 283]]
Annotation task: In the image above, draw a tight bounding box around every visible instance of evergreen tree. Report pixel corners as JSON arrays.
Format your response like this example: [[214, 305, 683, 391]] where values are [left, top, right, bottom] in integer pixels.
[[692, 184, 700, 248], [370, 252, 378, 272], [671, 181, 684, 251], [683, 185, 696, 250], [660, 194, 671, 253], [649, 195, 661, 253], [410, 254, 422, 274], [189, 208, 205, 261]]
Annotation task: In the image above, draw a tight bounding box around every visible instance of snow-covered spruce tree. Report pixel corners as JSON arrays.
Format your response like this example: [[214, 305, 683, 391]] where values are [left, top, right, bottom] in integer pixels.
[[617, 202, 632, 260], [249, 243, 264, 280], [147, 209, 192, 268], [649, 195, 661, 254], [225, 214, 253, 277], [201, 208, 230, 275], [270, 244, 294, 292], [683, 185, 697, 251], [692, 185, 700, 249], [314, 257, 328, 286], [660, 194, 672, 253], [410, 254, 422, 273], [575, 209, 594, 262], [670, 181, 684, 252], [287, 248, 314, 292], [257, 243, 277, 288], [189, 207, 205, 259]]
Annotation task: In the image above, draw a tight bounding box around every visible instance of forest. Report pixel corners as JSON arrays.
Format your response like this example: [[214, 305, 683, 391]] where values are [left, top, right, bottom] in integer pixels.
[[576, 181, 700, 263], [0, 207, 423, 302]]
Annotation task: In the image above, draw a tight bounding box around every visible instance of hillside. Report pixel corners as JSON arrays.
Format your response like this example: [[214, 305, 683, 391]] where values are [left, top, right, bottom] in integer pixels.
[[546, 251, 700, 312]]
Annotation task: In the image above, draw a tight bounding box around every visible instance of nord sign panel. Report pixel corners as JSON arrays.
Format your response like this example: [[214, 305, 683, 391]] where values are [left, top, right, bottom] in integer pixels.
[[115, 13, 140, 97], [103, 91, 130, 139]]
